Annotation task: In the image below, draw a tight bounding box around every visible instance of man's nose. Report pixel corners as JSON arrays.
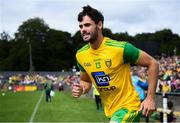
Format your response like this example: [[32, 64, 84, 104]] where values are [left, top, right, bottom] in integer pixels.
[[81, 28, 87, 34]]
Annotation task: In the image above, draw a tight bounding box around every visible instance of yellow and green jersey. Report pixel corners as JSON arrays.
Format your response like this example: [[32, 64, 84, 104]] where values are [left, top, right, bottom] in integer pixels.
[[76, 37, 141, 117]]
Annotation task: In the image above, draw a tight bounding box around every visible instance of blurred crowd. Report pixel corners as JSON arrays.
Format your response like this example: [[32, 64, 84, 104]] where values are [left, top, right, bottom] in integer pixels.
[[0, 55, 179, 94], [131, 55, 180, 93], [157, 55, 180, 93]]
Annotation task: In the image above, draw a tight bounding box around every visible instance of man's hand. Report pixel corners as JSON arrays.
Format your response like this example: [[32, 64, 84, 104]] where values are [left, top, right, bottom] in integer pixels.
[[71, 83, 83, 98], [139, 97, 156, 116]]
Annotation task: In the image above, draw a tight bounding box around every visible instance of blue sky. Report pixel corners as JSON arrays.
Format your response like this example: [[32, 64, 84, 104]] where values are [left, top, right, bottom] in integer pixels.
[[0, 0, 180, 37]]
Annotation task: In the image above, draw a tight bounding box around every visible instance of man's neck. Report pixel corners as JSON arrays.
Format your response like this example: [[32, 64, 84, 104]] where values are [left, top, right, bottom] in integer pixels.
[[90, 34, 104, 50]]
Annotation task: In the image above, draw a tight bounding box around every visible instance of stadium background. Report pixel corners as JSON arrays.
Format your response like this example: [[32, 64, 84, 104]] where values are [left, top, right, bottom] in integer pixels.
[[0, 67, 180, 122], [0, 12, 180, 122]]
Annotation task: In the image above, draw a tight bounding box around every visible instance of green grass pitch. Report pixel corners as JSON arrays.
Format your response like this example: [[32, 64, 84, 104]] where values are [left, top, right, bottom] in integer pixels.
[[0, 91, 108, 122]]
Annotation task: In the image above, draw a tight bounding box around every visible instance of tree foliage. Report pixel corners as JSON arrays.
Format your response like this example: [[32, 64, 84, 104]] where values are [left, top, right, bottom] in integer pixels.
[[0, 17, 179, 71]]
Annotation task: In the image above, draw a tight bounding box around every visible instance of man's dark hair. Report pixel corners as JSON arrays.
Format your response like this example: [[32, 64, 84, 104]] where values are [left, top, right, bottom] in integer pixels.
[[78, 5, 104, 25]]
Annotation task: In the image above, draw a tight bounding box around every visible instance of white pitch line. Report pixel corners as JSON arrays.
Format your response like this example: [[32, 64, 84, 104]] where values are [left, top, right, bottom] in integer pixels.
[[29, 91, 43, 123]]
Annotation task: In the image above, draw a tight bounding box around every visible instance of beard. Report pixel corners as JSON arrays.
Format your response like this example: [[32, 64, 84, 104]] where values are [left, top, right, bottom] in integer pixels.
[[82, 27, 98, 44]]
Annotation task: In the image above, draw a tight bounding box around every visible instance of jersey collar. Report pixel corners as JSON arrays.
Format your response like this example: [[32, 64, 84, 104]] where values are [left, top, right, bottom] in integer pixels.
[[89, 37, 110, 52]]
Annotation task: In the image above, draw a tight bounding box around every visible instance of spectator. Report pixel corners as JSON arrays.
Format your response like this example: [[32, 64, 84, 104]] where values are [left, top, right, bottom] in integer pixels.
[[44, 77, 53, 102], [160, 101, 176, 123], [162, 81, 171, 93], [93, 85, 102, 111], [58, 82, 64, 91], [131, 71, 149, 122]]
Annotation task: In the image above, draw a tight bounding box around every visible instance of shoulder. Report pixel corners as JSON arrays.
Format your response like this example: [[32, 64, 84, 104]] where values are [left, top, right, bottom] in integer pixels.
[[104, 38, 127, 48], [76, 44, 90, 54]]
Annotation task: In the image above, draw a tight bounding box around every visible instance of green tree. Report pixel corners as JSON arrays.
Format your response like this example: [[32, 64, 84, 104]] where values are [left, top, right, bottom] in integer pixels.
[[72, 30, 85, 51], [0, 32, 12, 70], [154, 29, 180, 55], [103, 28, 113, 38], [44, 29, 74, 71], [12, 17, 50, 71], [113, 32, 134, 42]]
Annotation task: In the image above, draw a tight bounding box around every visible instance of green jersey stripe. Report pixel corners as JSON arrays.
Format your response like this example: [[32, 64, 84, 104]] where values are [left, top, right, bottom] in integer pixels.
[[126, 110, 135, 122], [77, 44, 90, 53], [105, 40, 126, 48], [77, 61, 85, 72]]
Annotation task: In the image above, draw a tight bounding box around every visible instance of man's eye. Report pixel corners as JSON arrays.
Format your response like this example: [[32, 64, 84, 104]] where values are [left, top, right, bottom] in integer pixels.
[[84, 24, 90, 27], [79, 25, 83, 28]]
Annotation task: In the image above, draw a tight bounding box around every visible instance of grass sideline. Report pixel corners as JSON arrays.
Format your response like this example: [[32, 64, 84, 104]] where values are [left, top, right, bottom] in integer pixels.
[[0, 91, 108, 122], [0, 91, 160, 122]]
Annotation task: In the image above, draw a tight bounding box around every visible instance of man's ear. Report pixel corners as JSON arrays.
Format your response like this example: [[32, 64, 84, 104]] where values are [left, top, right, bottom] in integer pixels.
[[97, 21, 103, 30]]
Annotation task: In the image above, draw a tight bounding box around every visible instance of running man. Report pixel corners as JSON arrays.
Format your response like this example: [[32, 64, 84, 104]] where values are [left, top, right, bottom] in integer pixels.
[[72, 5, 159, 122]]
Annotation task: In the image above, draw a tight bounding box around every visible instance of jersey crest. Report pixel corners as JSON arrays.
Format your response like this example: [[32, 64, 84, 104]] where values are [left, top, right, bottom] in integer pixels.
[[105, 59, 112, 68]]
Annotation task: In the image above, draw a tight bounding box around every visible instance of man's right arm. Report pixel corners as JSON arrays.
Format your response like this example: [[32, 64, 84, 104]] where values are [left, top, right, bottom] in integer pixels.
[[72, 72, 92, 98], [80, 72, 92, 94]]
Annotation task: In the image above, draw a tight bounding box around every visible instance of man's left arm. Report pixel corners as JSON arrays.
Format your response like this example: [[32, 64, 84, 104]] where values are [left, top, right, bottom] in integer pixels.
[[136, 50, 159, 117]]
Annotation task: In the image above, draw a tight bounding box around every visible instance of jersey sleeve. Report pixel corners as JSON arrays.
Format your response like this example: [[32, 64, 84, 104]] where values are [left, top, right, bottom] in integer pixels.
[[123, 42, 140, 64], [77, 61, 86, 72]]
